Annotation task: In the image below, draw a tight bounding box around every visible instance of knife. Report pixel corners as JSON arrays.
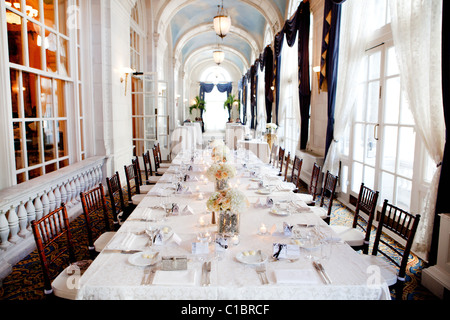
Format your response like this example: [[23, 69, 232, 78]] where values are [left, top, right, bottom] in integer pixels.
[[206, 261, 211, 286], [201, 262, 207, 286]]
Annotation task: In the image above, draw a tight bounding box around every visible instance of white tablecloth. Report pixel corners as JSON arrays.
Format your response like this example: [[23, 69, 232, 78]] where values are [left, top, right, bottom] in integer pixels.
[[237, 139, 270, 163], [184, 122, 202, 148], [76, 150, 390, 300]]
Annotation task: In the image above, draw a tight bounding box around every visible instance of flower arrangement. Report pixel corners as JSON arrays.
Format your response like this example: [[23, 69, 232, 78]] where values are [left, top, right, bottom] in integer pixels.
[[206, 163, 236, 181], [266, 123, 278, 132], [211, 144, 230, 163], [207, 189, 249, 213]]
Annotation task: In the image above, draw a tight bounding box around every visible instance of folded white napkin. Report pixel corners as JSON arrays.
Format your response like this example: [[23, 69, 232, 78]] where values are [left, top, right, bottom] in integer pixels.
[[141, 208, 153, 220], [106, 232, 137, 250], [274, 269, 320, 284], [152, 270, 197, 286], [254, 197, 266, 208], [279, 182, 296, 191], [181, 205, 194, 215]]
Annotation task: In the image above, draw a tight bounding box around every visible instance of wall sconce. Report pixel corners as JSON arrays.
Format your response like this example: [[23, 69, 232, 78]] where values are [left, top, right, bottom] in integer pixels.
[[120, 67, 136, 96], [313, 66, 321, 94]]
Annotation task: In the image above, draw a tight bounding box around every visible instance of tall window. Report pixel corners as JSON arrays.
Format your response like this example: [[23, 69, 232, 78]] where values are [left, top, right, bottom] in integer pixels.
[[5, 0, 82, 184], [339, 0, 432, 213]]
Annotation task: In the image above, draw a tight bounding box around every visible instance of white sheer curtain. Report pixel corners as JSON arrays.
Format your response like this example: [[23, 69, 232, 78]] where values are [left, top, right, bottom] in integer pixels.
[[278, 35, 300, 155], [389, 0, 444, 259], [256, 65, 266, 134], [322, 0, 375, 178]]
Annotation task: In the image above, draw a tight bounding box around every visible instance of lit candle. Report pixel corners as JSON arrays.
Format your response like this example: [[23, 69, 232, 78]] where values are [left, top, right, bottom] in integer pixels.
[[232, 235, 240, 245], [198, 192, 204, 200], [260, 223, 267, 234], [196, 186, 200, 192], [198, 217, 205, 227]]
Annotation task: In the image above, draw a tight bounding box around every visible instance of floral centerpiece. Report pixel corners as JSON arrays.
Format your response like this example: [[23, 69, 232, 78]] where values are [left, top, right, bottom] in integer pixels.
[[265, 123, 278, 150], [206, 163, 236, 191], [207, 189, 249, 236]]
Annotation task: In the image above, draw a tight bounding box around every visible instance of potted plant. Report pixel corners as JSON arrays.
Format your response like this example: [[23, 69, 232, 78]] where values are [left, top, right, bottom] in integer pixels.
[[224, 94, 239, 121], [189, 96, 206, 115]]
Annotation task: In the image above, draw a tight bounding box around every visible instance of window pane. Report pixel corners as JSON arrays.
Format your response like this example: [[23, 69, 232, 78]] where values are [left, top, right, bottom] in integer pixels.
[[397, 127, 415, 179], [400, 91, 415, 125], [22, 72, 39, 118], [384, 77, 400, 124], [365, 125, 377, 167], [381, 125, 398, 173], [353, 123, 364, 162], [43, 120, 56, 161], [14, 122, 25, 170], [29, 167, 43, 180], [16, 172, 27, 184], [59, 37, 69, 76], [10, 70, 21, 118], [386, 47, 399, 77], [46, 32, 58, 73], [6, 10, 24, 65], [25, 0, 40, 20], [396, 177, 411, 211], [27, 20, 42, 69], [40, 76, 53, 117], [55, 79, 66, 117], [58, 0, 67, 35], [57, 120, 68, 157], [43, 0, 56, 29], [380, 171, 395, 204], [364, 165, 375, 190], [352, 162, 363, 194], [45, 162, 57, 174], [367, 81, 379, 123], [26, 121, 42, 166], [368, 51, 381, 80]]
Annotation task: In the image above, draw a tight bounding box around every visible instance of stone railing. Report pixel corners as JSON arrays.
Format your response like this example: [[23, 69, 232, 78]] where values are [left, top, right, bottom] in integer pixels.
[[0, 156, 106, 281]]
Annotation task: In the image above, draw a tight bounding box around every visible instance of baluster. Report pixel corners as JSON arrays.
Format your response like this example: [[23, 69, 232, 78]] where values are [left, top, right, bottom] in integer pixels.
[[0, 212, 11, 250], [26, 197, 36, 232], [17, 202, 30, 238], [41, 191, 49, 217], [7, 206, 21, 244], [48, 189, 56, 212], [65, 181, 73, 207], [88, 170, 94, 189], [75, 176, 81, 201], [96, 166, 103, 184], [34, 196, 43, 221], [70, 179, 78, 205], [60, 184, 67, 205], [54, 186, 61, 208]]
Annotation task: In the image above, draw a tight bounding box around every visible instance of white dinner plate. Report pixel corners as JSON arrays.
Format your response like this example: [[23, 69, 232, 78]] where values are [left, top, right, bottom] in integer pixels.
[[270, 209, 290, 216], [256, 189, 272, 195], [236, 250, 267, 265], [128, 251, 161, 266]]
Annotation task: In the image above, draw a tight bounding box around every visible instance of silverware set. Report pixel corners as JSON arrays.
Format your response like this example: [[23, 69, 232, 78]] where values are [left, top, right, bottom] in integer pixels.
[[201, 261, 211, 286], [256, 264, 269, 285], [313, 261, 332, 284]]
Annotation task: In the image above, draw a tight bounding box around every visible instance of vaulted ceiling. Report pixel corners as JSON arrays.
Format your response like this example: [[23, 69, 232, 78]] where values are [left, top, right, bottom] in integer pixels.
[[154, 0, 290, 84]]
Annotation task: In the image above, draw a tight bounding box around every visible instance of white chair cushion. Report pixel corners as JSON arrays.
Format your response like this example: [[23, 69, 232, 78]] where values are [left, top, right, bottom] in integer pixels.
[[132, 194, 146, 205], [52, 267, 80, 300], [159, 162, 171, 168], [310, 206, 328, 219], [157, 168, 168, 175], [94, 231, 116, 252], [146, 176, 161, 184], [362, 255, 398, 286], [139, 184, 153, 193], [297, 193, 313, 203], [330, 225, 365, 247]]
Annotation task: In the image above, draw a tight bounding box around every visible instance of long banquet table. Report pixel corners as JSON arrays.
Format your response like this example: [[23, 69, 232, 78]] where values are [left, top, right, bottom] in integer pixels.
[[76, 149, 390, 300]]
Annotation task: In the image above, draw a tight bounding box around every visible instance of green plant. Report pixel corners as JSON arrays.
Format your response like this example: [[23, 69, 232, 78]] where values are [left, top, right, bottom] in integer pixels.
[[189, 96, 206, 114]]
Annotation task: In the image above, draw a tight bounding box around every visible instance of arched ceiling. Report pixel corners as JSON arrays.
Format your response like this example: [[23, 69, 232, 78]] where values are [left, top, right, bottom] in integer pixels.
[[155, 0, 289, 85]]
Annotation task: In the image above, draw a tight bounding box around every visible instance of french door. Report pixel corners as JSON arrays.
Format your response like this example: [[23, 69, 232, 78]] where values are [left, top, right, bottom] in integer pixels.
[[340, 41, 424, 213]]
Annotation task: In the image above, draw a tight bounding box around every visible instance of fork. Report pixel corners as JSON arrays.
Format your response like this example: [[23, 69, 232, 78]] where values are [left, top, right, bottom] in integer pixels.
[[256, 265, 268, 285], [141, 266, 151, 285]]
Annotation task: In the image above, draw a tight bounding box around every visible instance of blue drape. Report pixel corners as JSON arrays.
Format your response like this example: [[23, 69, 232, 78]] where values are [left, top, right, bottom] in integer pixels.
[[320, 0, 346, 159]]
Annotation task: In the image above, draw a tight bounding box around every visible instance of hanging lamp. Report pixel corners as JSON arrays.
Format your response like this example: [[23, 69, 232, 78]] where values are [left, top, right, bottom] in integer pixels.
[[213, 0, 231, 38]]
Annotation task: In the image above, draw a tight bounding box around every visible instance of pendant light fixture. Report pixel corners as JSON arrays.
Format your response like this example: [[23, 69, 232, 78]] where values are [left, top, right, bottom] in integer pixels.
[[213, 0, 231, 38]]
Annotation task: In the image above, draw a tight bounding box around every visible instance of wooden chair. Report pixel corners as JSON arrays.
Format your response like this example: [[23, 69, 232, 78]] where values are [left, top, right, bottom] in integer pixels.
[[80, 183, 116, 257], [278, 147, 285, 176], [124, 160, 148, 206], [31, 204, 90, 299], [152, 147, 168, 176], [156, 142, 171, 167], [143, 150, 161, 185], [106, 171, 131, 228], [331, 183, 379, 254], [297, 163, 321, 205], [133, 156, 153, 193], [283, 152, 291, 182], [363, 200, 421, 300], [290, 156, 303, 191], [309, 171, 338, 225]]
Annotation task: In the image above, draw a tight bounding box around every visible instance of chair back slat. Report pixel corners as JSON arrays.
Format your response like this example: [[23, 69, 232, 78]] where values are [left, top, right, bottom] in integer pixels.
[[284, 152, 291, 182], [319, 171, 338, 224], [152, 147, 161, 170], [124, 161, 140, 202], [106, 172, 126, 225], [278, 147, 285, 174], [309, 163, 321, 201]]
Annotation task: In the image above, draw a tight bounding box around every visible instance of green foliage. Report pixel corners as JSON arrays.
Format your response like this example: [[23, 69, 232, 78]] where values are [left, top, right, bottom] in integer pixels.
[[189, 96, 206, 114]]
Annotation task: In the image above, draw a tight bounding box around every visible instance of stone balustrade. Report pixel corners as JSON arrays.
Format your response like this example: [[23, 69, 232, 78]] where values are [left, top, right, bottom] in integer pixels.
[[0, 156, 106, 281]]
